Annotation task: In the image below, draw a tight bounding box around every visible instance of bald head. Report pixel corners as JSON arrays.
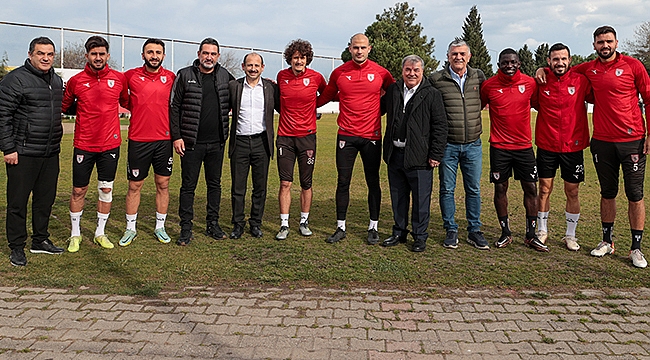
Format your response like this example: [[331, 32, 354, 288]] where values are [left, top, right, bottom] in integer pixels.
[[348, 33, 372, 65]]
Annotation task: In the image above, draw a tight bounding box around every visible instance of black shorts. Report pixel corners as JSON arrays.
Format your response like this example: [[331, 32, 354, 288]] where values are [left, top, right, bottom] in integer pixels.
[[72, 147, 120, 188], [489, 146, 538, 183], [276, 134, 316, 190], [591, 138, 646, 201], [536, 148, 584, 183], [127, 140, 173, 181]]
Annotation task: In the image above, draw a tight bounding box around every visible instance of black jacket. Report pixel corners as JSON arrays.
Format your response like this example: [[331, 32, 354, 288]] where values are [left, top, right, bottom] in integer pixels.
[[169, 59, 234, 149], [228, 77, 279, 158], [0, 59, 63, 157], [382, 77, 448, 169]]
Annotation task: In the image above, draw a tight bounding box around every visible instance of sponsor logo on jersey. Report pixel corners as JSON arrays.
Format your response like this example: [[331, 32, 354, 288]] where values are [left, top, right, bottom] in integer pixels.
[[303, 78, 310, 86], [518, 85, 525, 93], [83, 83, 90, 88], [76, 154, 84, 163], [345, 76, 352, 81], [544, 90, 550, 96], [497, 89, 503, 94], [139, 76, 145, 81], [107, 79, 115, 88], [367, 74, 375, 82], [188, 79, 197, 84], [110, 153, 117, 159], [591, 69, 597, 74]]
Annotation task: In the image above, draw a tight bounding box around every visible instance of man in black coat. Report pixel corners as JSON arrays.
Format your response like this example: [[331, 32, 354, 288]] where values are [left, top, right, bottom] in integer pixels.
[[381, 55, 448, 252], [0, 37, 65, 266]]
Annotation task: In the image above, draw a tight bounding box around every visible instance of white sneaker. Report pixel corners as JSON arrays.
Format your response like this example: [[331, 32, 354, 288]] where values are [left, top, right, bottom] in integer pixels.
[[536, 230, 548, 244], [563, 236, 580, 251], [590, 241, 615, 257], [630, 249, 648, 268]]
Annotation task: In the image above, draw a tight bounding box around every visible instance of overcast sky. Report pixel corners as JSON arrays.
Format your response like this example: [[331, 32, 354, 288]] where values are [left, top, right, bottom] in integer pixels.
[[1, 0, 648, 77]]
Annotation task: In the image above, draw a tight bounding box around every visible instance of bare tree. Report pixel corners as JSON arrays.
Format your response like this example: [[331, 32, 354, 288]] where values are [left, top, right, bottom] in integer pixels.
[[624, 21, 650, 74], [54, 40, 118, 69], [219, 50, 243, 77]]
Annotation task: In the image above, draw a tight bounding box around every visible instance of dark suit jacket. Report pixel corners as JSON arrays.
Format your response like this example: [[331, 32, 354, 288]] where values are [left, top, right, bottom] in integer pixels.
[[228, 77, 279, 158]]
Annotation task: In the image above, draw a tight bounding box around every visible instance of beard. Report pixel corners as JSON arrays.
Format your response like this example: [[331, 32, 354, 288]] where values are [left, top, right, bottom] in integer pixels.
[[144, 58, 162, 70]]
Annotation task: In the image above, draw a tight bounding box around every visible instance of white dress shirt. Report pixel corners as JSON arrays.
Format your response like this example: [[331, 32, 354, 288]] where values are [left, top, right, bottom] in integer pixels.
[[237, 79, 266, 136]]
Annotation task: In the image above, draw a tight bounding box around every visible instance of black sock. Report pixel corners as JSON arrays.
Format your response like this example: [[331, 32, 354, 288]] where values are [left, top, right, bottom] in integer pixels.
[[602, 222, 614, 244], [631, 229, 643, 250], [498, 215, 511, 236], [526, 216, 537, 238]]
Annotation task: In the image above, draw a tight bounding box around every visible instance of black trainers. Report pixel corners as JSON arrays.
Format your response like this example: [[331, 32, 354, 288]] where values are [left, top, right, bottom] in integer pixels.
[[325, 227, 346, 243], [524, 235, 550, 252], [367, 229, 379, 245], [495, 234, 513, 248], [443, 231, 459, 249], [176, 229, 193, 246], [30, 239, 64, 254], [467, 231, 489, 250], [10, 248, 26, 267], [205, 221, 226, 240]]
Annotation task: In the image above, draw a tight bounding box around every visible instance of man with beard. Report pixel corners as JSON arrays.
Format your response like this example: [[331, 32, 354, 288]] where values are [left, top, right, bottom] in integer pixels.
[[169, 38, 234, 246], [119, 38, 176, 246], [532, 43, 590, 252], [538, 26, 650, 268], [0, 37, 65, 266], [62, 36, 129, 252], [481, 49, 547, 252], [228, 53, 279, 239], [318, 33, 395, 245], [274, 39, 326, 240]]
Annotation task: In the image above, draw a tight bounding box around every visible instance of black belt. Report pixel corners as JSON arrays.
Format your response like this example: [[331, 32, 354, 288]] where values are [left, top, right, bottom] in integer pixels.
[[237, 131, 265, 139]]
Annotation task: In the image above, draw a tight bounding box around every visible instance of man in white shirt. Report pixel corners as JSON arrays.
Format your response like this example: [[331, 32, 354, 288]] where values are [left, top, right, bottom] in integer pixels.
[[228, 53, 279, 238]]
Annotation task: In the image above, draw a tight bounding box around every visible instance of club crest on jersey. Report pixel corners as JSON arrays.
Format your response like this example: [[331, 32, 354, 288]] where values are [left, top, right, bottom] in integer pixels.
[[303, 78, 310, 86], [132, 169, 139, 177], [107, 79, 115, 88], [632, 154, 639, 162], [306, 150, 314, 158], [616, 69, 623, 76], [339, 140, 346, 149], [568, 86, 575, 95], [492, 172, 500, 181], [518, 85, 525, 93], [367, 74, 375, 82], [76, 154, 84, 163], [161, 76, 167, 84]]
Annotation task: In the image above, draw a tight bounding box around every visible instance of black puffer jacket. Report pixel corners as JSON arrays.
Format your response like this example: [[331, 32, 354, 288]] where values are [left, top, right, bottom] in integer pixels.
[[0, 59, 63, 157], [383, 77, 448, 169], [169, 59, 234, 148]]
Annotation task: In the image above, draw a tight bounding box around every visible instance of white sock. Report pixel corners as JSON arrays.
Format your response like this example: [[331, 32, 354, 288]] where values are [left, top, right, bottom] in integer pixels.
[[300, 212, 309, 224], [337, 220, 346, 231], [126, 213, 137, 232], [368, 220, 378, 231], [566, 212, 580, 237], [95, 212, 109, 237], [280, 213, 289, 227], [538, 211, 549, 232], [156, 212, 167, 230], [70, 210, 83, 237]]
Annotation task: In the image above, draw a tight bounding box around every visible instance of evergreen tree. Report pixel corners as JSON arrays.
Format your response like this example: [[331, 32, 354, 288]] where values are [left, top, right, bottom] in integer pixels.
[[461, 5, 493, 77], [341, 2, 438, 79], [534, 43, 549, 69], [518, 44, 535, 76]]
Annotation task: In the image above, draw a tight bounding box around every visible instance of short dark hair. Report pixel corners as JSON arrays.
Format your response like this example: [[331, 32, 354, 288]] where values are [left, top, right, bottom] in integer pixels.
[[143, 38, 165, 53], [243, 52, 264, 65], [593, 25, 616, 40], [29, 37, 55, 54], [548, 43, 570, 58], [283, 39, 314, 66], [85, 36, 109, 53], [499, 48, 518, 61], [199, 38, 220, 53]]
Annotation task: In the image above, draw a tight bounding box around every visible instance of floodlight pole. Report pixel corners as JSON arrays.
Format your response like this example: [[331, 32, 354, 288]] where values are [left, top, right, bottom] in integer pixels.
[[106, 0, 110, 43]]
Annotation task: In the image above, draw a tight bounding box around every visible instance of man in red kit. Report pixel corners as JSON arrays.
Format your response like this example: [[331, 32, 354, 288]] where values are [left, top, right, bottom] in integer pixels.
[[119, 38, 175, 246], [318, 33, 394, 245], [274, 39, 326, 240], [62, 36, 128, 253], [532, 43, 590, 252], [481, 49, 547, 252], [538, 26, 650, 268]]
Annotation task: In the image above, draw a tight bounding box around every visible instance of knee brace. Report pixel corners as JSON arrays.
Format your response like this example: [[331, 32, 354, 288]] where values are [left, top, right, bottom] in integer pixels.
[[97, 181, 114, 203]]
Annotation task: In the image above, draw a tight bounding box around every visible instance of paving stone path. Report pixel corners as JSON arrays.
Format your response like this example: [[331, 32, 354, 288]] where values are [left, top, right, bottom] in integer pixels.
[[0, 286, 648, 359]]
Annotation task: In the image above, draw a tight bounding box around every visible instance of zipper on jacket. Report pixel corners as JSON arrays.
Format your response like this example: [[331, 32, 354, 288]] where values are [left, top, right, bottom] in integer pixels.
[[45, 82, 55, 157]]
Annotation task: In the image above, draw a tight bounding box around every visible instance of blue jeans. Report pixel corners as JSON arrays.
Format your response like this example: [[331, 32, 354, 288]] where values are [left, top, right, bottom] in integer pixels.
[[439, 138, 482, 233]]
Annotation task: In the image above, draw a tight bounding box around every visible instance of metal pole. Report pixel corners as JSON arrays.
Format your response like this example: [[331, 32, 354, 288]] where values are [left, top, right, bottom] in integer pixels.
[[60, 27, 64, 69], [171, 40, 174, 72], [106, 0, 110, 43], [121, 34, 125, 71]]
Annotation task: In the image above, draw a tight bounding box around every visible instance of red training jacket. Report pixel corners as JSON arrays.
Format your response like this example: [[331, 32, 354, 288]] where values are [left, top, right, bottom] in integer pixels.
[[277, 68, 326, 137], [532, 68, 591, 153], [481, 70, 537, 150], [317, 60, 394, 140], [124, 66, 175, 142], [573, 53, 650, 142], [62, 64, 129, 152]]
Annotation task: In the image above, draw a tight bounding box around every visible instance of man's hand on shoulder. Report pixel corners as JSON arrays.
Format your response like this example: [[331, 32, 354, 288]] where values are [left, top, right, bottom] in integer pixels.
[[535, 67, 547, 84]]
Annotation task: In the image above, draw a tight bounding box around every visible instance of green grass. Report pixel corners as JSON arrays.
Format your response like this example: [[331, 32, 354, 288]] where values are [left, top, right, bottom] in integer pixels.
[[0, 112, 649, 295]]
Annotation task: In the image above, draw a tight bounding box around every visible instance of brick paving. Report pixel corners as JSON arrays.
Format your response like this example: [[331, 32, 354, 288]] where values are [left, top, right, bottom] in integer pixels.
[[0, 286, 648, 359]]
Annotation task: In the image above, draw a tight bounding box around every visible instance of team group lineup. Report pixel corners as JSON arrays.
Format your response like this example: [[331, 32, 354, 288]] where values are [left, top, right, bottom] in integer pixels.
[[1, 25, 649, 269]]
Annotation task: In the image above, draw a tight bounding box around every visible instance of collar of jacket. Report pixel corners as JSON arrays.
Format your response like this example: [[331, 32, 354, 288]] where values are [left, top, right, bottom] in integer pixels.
[[83, 62, 112, 78], [444, 64, 475, 80], [23, 58, 54, 80], [496, 69, 522, 85]]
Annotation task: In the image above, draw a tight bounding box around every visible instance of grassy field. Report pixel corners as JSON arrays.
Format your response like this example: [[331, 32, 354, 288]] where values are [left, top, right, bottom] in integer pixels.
[[0, 112, 648, 295]]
